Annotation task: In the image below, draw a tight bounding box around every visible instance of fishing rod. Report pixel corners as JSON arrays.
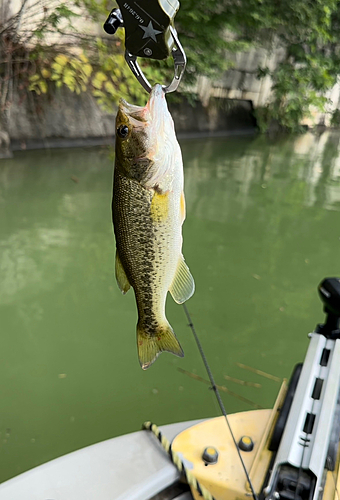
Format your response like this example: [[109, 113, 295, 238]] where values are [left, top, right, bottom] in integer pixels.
[[182, 303, 259, 500]]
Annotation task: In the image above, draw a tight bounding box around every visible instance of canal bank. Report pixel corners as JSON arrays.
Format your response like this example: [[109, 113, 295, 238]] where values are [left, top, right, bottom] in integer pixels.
[[1, 86, 257, 157]]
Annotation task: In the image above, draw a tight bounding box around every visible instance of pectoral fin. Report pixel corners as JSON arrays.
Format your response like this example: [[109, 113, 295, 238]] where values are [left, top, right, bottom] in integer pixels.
[[115, 250, 131, 294], [169, 255, 195, 304]]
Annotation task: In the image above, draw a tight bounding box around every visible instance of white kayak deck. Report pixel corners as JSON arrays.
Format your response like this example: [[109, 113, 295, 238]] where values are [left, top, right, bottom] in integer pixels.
[[0, 420, 203, 500]]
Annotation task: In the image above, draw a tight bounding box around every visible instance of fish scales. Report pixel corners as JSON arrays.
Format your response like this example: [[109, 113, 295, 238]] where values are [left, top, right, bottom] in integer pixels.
[[113, 173, 164, 325], [112, 84, 195, 369], [113, 172, 180, 335]]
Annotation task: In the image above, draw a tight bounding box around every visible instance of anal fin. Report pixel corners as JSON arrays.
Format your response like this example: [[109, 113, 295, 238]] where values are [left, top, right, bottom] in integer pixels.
[[169, 255, 195, 304], [115, 250, 131, 294]]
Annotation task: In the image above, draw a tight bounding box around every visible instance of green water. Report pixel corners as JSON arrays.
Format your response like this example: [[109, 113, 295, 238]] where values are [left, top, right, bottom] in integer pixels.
[[1, 131, 340, 483]]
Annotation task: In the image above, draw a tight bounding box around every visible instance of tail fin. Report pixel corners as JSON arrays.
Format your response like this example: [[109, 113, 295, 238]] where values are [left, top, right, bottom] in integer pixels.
[[137, 321, 184, 370]]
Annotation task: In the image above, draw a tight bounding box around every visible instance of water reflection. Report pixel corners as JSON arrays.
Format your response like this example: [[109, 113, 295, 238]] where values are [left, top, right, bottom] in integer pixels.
[[182, 132, 340, 219], [0, 148, 114, 306]]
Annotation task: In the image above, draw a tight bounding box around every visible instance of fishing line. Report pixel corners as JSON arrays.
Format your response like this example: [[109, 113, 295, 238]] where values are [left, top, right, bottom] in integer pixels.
[[182, 303, 259, 500]]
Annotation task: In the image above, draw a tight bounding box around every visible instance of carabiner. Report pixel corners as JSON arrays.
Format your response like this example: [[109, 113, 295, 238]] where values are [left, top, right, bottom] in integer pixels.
[[125, 27, 186, 94]]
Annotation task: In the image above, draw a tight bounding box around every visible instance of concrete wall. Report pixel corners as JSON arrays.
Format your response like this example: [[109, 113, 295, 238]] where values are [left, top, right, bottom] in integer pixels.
[[2, 86, 256, 157], [7, 87, 115, 141], [192, 46, 286, 108], [191, 45, 340, 127]]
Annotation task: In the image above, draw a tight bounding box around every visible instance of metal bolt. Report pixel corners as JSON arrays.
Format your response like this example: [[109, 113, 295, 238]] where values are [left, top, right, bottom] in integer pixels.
[[144, 48, 152, 56], [202, 446, 219, 465], [238, 435, 254, 452]]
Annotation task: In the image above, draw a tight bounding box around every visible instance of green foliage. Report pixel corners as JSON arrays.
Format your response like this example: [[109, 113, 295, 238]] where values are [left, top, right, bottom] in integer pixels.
[[241, 0, 340, 131], [31, 3, 80, 38], [26, 30, 170, 110], [29, 53, 92, 95], [90, 34, 167, 109], [0, 0, 151, 115], [175, 0, 340, 131], [176, 0, 251, 83], [256, 61, 332, 132], [176, 0, 340, 132], [331, 109, 340, 127]]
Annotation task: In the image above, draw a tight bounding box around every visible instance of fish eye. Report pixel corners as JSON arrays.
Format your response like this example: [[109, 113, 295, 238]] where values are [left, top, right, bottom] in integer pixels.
[[117, 125, 129, 139]]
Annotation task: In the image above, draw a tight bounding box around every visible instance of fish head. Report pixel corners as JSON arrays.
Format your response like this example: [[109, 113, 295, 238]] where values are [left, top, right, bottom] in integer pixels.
[[115, 84, 179, 187], [115, 99, 150, 181]]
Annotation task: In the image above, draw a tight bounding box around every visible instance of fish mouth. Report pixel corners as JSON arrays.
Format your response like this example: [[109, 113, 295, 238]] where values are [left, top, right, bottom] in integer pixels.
[[146, 84, 168, 120], [119, 99, 148, 124], [119, 84, 169, 124], [145, 84, 172, 140]]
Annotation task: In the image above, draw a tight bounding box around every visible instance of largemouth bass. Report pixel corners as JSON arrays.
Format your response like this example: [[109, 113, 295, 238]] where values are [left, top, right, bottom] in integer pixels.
[[112, 84, 195, 370]]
